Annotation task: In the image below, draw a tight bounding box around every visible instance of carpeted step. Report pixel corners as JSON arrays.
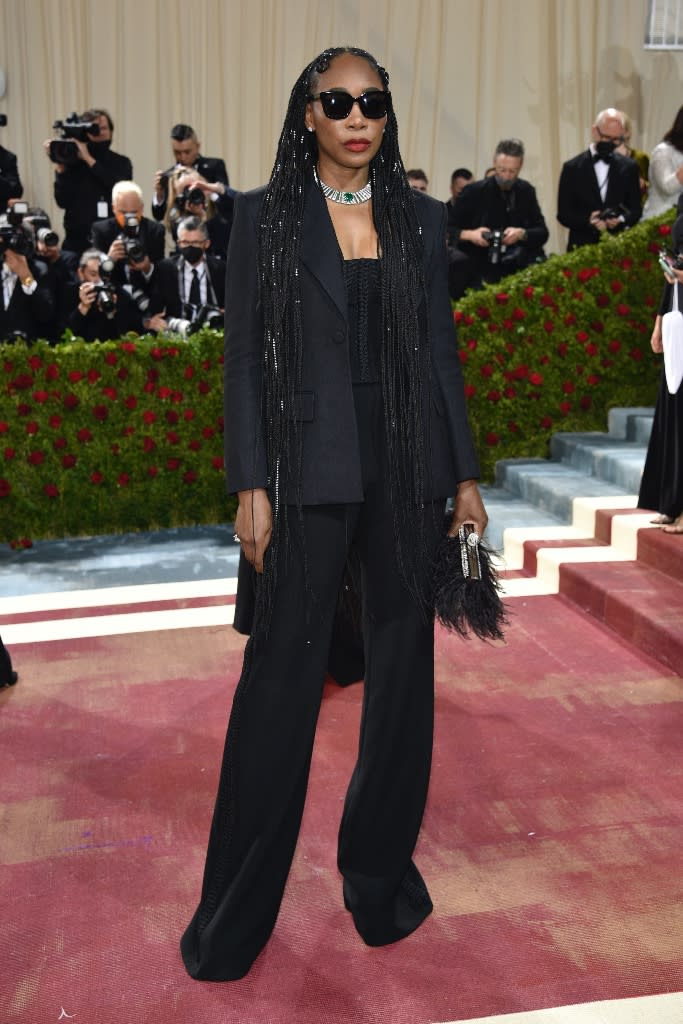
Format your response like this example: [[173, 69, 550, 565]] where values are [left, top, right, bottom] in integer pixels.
[[559, 558, 683, 674], [636, 524, 683, 584]]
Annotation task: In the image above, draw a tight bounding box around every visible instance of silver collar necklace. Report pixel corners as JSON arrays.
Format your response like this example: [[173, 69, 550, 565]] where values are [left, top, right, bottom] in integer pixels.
[[314, 167, 372, 205]]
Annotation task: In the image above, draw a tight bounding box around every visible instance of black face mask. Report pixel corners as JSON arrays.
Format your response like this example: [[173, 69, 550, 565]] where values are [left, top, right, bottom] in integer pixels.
[[181, 245, 204, 266], [87, 139, 112, 158], [595, 140, 615, 162]]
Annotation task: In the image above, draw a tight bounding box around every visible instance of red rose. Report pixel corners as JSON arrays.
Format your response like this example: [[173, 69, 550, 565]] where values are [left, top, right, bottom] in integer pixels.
[[69, 370, 84, 382], [620, 258, 633, 270], [487, 390, 502, 402], [92, 405, 108, 421], [212, 456, 224, 470], [53, 437, 67, 450], [564, 313, 577, 326], [27, 450, 45, 465], [543, 320, 554, 333], [562, 269, 573, 278], [466, 338, 477, 350], [608, 340, 621, 353], [198, 381, 210, 394], [580, 396, 592, 410], [539, 354, 549, 365], [0, 479, 11, 497], [105, 352, 118, 365], [184, 366, 195, 379], [596, 294, 609, 308], [616, 303, 630, 316], [117, 473, 130, 487], [143, 437, 156, 452], [504, 386, 517, 398], [512, 307, 525, 321], [590, 321, 604, 333], [587, 374, 600, 385], [458, 350, 468, 364], [151, 347, 164, 360], [183, 470, 198, 484], [90, 471, 104, 484], [486, 432, 500, 445], [3, 361, 13, 375], [487, 323, 497, 334], [0, 422, 7, 433], [125, 396, 138, 409], [601, 358, 614, 368], [562, 381, 575, 394], [62, 454, 77, 469], [142, 411, 156, 424], [11, 373, 35, 390], [585, 343, 598, 356], [513, 364, 529, 380], [28, 355, 43, 371], [17, 403, 31, 416], [610, 280, 623, 294], [166, 431, 180, 444], [540, 416, 553, 429], [508, 421, 520, 433], [44, 483, 59, 498], [63, 393, 79, 410], [4, 448, 15, 460], [102, 386, 117, 401], [454, 310, 463, 324], [32, 390, 49, 404], [26, 421, 39, 435], [157, 385, 172, 399], [171, 390, 184, 403], [147, 368, 159, 382], [480, 364, 494, 378], [147, 465, 159, 477], [575, 331, 589, 343], [183, 409, 195, 421], [118, 367, 129, 381], [122, 425, 136, 436], [464, 314, 475, 326], [540, 293, 555, 307], [49, 415, 62, 429], [495, 292, 509, 304], [202, 426, 215, 439], [166, 410, 179, 425], [464, 384, 476, 398], [477, 306, 491, 319], [111, 443, 120, 455], [120, 341, 137, 353], [188, 439, 201, 451], [77, 428, 93, 443], [559, 401, 572, 415], [502, 318, 514, 330], [46, 363, 59, 380], [523, 285, 534, 298], [630, 348, 643, 361], [557, 344, 568, 357], [529, 372, 543, 386], [166, 458, 181, 470], [202, 360, 212, 371], [658, 224, 672, 235], [217, 416, 224, 429], [143, 381, 155, 394]]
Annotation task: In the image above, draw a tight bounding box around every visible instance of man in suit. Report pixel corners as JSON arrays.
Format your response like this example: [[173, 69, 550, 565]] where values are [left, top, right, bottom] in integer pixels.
[[448, 138, 548, 290], [0, 140, 23, 205], [557, 108, 642, 251], [65, 248, 144, 342], [0, 214, 55, 343], [145, 216, 225, 336], [152, 123, 229, 222], [90, 180, 165, 314], [47, 108, 133, 256]]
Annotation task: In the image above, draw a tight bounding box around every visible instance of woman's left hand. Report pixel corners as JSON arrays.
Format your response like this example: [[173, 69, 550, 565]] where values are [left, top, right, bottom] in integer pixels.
[[448, 479, 488, 538]]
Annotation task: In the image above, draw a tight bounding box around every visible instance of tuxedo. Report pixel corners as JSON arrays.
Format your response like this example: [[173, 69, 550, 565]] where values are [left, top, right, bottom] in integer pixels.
[[0, 259, 55, 342], [152, 155, 229, 221], [54, 143, 133, 255], [0, 146, 23, 204], [148, 253, 226, 319], [557, 148, 641, 250]]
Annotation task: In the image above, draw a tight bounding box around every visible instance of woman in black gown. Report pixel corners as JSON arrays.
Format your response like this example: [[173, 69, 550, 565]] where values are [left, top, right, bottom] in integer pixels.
[[638, 211, 683, 533], [180, 45, 487, 981]]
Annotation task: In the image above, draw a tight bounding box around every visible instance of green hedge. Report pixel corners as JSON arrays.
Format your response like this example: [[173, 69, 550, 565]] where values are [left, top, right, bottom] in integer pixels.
[[456, 211, 674, 479], [0, 211, 675, 546]]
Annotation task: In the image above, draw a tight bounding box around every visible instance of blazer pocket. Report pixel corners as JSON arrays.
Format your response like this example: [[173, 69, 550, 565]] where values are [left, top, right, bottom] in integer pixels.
[[289, 390, 316, 421]]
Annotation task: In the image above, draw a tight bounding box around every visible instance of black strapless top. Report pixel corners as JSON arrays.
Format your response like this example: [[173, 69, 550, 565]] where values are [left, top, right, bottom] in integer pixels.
[[343, 258, 381, 384]]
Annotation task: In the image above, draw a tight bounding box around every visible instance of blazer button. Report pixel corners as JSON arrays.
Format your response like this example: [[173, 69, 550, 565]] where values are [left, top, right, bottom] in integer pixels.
[[332, 329, 345, 345]]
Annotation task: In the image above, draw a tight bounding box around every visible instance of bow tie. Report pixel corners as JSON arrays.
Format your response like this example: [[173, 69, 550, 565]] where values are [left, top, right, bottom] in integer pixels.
[[592, 152, 612, 164]]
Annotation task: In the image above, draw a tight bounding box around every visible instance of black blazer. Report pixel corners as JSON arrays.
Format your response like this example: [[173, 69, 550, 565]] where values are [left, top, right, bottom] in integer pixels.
[[557, 149, 641, 250], [0, 146, 23, 204], [148, 254, 226, 318], [153, 155, 230, 221], [0, 260, 55, 343], [90, 215, 166, 265], [223, 180, 479, 504]]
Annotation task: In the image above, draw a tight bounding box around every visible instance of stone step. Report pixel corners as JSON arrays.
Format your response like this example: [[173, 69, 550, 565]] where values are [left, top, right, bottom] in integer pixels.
[[493, 458, 633, 522], [549, 432, 648, 492], [607, 406, 654, 441]]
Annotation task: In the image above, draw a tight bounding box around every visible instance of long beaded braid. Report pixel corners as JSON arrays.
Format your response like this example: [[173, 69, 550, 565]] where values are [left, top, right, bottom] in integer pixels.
[[254, 45, 431, 631]]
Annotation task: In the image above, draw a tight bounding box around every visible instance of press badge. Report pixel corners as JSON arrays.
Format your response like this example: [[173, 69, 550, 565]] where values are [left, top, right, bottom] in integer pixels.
[[97, 201, 108, 219]]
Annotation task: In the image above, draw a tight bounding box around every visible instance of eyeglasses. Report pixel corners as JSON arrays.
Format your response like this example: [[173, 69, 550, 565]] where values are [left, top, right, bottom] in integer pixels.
[[597, 129, 625, 145], [307, 89, 391, 120]]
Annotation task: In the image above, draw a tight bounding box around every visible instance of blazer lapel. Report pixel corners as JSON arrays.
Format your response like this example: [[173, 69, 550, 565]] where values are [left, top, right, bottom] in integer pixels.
[[581, 150, 603, 209], [300, 179, 347, 322]]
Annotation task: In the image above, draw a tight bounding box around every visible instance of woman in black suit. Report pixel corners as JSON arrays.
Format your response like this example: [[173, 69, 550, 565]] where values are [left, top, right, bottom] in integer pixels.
[[180, 45, 487, 981]]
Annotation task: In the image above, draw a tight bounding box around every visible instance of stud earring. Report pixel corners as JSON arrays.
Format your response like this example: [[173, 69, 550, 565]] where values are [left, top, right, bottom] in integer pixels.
[[306, 126, 314, 133]]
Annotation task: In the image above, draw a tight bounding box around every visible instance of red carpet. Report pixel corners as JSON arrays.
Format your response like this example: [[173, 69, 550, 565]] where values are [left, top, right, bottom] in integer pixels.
[[1, 595, 682, 1023]]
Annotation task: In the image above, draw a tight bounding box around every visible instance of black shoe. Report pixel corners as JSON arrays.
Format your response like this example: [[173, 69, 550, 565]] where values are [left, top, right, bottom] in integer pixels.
[[1, 671, 18, 688]]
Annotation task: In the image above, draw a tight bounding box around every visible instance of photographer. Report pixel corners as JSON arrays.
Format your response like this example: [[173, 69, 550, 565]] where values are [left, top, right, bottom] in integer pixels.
[[90, 180, 165, 315], [45, 109, 133, 256], [0, 206, 55, 343], [449, 139, 548, 290], [152, 123, 229, 222], [0, 115, 23, 205], [65, 249, 144, 342], [164, 169, 234, 260], [25, 210, 78, 341], [557, 108, 641, 250], [146, 217, 224, 337]]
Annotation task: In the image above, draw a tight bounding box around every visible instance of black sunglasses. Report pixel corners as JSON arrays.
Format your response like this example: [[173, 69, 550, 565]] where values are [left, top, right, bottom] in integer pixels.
[[307, 89, 391, 121]]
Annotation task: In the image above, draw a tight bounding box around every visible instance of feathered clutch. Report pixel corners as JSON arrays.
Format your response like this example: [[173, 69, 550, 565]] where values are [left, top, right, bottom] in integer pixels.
[[433, 523, 507, 641]]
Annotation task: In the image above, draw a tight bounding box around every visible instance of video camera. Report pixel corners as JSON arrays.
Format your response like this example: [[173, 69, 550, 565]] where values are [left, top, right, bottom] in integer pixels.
[[0, 202, 34, 259], [118, 212, 146, 263], [49, 113, 100, 165]]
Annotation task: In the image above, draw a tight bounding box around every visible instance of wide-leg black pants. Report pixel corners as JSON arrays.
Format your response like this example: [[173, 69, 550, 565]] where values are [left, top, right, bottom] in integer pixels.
[[180, 385, 444, 980]]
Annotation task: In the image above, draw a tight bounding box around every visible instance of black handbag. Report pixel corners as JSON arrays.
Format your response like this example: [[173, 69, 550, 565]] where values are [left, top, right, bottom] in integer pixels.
[[433, 524, 507, 641]]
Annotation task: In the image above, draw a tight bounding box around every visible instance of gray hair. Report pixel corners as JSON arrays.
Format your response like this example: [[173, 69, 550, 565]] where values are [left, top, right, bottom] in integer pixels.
[[495, 138, 525, 159], [177, 216, 209, 241]]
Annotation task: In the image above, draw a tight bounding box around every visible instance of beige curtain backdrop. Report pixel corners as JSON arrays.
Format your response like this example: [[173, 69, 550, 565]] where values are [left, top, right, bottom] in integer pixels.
[[1, 0, 682, 254]]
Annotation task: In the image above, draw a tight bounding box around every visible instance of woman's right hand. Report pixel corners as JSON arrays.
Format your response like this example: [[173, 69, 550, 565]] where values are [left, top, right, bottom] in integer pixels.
[[235, 488, 272, 573]]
